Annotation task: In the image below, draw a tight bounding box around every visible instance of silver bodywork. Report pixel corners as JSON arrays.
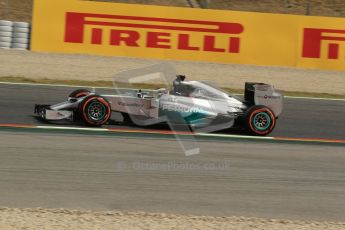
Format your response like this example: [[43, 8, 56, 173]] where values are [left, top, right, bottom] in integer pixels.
[[36, 80, 283, 130]]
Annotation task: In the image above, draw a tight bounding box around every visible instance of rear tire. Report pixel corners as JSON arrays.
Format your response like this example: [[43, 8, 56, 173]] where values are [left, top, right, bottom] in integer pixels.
[[245, 105, 276, 136], [79, 95, 111, 126]]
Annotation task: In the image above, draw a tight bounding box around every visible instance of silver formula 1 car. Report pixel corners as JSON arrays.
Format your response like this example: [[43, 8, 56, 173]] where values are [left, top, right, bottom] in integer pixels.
[[34, 75, 283, 136]]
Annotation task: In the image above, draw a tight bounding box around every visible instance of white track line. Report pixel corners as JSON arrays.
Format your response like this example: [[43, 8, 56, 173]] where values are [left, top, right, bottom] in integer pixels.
[[0, 81, 114, 89], [6, 125, 345, 144], [36, 126, 108, 131], [196, 133, 274, 140], [10, 125, 279, 141], [283, 96, 345, 101], [0, 81, 344, 101], [0, 81, 155, 92]]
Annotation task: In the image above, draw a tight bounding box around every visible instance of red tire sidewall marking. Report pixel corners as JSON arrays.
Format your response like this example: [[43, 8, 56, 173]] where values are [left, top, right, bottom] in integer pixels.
[[82, 96, 111, 125], [248, 108, 275, 135]]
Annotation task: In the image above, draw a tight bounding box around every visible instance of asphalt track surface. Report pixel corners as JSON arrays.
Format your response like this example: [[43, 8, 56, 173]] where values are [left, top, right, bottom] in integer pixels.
[[0, 131, 345, 221], [0, 83, 344, 139], [0, 83, 345, 221]]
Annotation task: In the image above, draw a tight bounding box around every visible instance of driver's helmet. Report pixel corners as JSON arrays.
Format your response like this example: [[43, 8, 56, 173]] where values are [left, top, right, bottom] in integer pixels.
[[173, 75, 186, 93]]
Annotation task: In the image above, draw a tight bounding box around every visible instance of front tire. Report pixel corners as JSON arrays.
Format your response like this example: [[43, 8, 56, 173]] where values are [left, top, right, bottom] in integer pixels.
[[69, 89, 91, 98], [245, 105, 276, 136], [79, 95, 111, 126]]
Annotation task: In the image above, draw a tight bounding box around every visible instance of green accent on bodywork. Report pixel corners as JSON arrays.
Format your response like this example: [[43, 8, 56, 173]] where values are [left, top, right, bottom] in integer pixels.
[[159, 108, 208, 125], [184, 113, 208, 125]]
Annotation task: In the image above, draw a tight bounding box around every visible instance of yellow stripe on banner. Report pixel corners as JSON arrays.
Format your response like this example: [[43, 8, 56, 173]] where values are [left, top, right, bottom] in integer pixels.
[[31, 0, 345, 71]]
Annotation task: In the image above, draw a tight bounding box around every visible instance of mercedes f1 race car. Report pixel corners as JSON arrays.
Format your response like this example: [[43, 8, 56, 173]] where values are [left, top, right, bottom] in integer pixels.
[[34, 75, 283, 136]]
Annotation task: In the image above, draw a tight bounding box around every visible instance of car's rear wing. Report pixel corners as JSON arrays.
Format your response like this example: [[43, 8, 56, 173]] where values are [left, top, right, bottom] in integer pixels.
[[244, 82, 283, 117]]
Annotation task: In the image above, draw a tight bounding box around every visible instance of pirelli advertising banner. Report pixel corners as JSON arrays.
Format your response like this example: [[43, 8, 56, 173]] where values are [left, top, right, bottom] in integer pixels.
[[32, 0, 345, 71]]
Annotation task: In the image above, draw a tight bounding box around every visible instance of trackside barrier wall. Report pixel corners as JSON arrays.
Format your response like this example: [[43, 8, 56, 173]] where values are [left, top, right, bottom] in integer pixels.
[[0, 20, 31, 50], [31, 0, 345, 71]]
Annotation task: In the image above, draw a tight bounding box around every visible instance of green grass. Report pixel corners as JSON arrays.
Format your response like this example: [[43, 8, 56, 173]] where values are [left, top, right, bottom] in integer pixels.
[[0, 76, 344, 99]]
